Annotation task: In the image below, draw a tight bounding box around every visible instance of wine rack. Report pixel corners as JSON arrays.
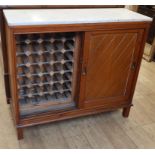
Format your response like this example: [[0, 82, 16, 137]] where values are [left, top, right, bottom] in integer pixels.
[[15, 32, 79, 117]]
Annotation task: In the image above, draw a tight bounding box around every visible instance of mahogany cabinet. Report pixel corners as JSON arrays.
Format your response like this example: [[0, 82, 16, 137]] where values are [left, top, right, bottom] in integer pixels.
[[3, 8, 151, 139]]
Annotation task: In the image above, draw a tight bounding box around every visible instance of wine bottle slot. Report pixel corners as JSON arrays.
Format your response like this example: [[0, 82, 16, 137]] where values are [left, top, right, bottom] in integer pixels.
[[32, 42, 41, 53], [39, 54, 44, 62], [33, 86, 41, 93], [53, 52, 63, 61], [55, 92, 62, 99], [17, 55, 25, 64], [46, 94, 56, 100], [53, 73, 62, 81], [63, 62, 73, 70], [53, 83, 62, 91], [43, 75, 52, 83], [53, 62, 62, 71], [64, 51, 73, 60], [44, 84, 53, 92], [64, 91, 71, 98], [64, 40, 74, 50], [18, 77, 25, 85], [42, 53, 53, 62], [19, 76, 29, 85], [29, 65, 40, 74], [20, 44, 30, 53], [17, 88, 30, 96], [44, 42, 54, 52], [17, 66, 29, 75], [53, 41, 64, 50], [43, 64, 53, 72], [63, 72, 72, 80], [63, 81, 71, 89], [31, 76, 41, 84], [29, 54, 40, 63]]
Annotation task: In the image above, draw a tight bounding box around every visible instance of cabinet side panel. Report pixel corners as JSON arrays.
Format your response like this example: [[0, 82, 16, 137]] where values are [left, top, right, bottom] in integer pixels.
[[5, 25, 20, 124]]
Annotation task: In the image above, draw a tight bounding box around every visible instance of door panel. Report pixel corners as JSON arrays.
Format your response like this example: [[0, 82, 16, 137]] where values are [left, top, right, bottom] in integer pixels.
[[80, 30, 143, 108]]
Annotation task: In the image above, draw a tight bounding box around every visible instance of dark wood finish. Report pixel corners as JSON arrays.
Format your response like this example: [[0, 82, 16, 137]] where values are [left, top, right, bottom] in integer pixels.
[[0, 5, 124, 105], [138, 5, 155, 44], [17, 127, 23, 140], [122, 106, 131, 117], [5, 18, 150, 139], [0, 5, 124, 9], [0, 9, 11, 104], [5, 23, 20, 125]]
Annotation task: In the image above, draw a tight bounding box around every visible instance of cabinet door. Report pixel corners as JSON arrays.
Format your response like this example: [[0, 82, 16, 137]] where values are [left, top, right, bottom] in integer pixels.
[[13, 32, 81, 117], [79, 30, 143, 108]]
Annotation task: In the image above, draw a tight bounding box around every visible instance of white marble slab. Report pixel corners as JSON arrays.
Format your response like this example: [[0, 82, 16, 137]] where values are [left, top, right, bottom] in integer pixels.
[[3, 8, 152, 26]]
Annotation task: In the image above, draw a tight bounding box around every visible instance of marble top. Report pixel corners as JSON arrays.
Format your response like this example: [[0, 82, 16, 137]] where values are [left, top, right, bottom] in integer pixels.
[[3, 8, 152, 26]]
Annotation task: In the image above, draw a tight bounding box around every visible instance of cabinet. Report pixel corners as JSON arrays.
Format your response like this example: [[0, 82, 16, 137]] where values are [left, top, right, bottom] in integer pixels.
[[4, 8, 151, 139]]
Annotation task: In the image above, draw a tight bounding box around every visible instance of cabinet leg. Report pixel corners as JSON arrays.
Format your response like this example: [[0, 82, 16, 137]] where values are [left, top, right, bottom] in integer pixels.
[[4, 74, 11, 104], [122, 107, 131, 118], [17, 128, 24, 140], [7, 98, 11, 104]]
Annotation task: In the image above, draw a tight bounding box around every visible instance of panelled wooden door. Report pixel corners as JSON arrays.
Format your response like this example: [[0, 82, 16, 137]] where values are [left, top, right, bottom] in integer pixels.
[[79, 29, 143, 108]]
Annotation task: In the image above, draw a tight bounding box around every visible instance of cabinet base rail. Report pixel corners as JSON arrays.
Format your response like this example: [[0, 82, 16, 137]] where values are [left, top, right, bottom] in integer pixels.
[[16, 103, 132, 140]]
